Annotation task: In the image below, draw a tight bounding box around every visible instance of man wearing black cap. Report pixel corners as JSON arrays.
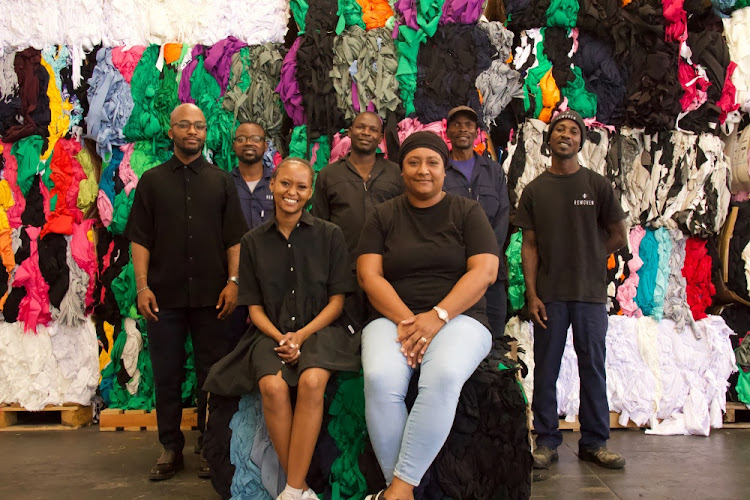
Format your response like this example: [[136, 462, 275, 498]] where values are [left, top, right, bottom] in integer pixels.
[[444, 105, 509, 339], [514, 110, 628, 470]]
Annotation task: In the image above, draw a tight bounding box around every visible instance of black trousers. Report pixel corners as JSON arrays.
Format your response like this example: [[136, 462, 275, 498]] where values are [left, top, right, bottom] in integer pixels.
[[485, 279, 509, 339], [147, 307, 228, 452]]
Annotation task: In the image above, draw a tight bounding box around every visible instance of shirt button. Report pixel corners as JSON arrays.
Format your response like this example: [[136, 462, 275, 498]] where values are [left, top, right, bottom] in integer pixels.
[[189, 235, 193, 239], [287, 243, 291, 248], [189, 216, 193, 220], [296, 223, 300, 228], [291, 316, 295, 321], [187, 197, 191, 201], [292, 289, 295, 294]]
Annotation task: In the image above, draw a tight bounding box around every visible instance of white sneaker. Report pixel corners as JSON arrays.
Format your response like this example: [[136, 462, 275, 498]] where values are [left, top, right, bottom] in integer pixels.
[[301, 487, 318, 499], [276, 490, 301, 500]]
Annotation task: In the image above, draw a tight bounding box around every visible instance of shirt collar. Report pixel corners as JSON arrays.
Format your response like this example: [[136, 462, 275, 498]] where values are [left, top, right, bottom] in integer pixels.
[[343, 154, 386, 177], [232, 164, 274, 181], [264, 210, 315, 233], [169, 154, 208, 173]]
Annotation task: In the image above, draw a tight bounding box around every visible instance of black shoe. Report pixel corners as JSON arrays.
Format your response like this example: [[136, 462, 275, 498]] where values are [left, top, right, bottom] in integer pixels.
[[198, 455, 211, 479], [578, 446, 626, 469], [149, 449, 184, 481], [532, 446, 559, 469]]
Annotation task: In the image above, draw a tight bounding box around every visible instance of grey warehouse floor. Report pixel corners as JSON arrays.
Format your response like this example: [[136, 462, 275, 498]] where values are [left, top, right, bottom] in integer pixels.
[[0, 426, 749, 499]]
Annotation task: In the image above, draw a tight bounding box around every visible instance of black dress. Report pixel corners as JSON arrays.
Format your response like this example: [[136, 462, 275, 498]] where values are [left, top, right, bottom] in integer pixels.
[[204, 211, 360, 396]]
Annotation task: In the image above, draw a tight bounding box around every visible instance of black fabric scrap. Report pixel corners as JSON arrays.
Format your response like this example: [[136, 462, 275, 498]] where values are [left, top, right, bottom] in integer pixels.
[[414, 25, 492, 127], [543, 27, 574, 91], [296, 32, 345, 139], [577, 0, 622, 42], [506, 0, 551, 32], [204, 394, 241, 499], [21, 175, 46, 228], [38, 232, 70, 308], [573, 32, 627, 125], [727, 201, 750, 301], [305, 0, 339, 33]]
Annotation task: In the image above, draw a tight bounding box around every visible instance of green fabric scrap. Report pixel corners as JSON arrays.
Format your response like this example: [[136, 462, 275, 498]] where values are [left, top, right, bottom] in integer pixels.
[[522, 32, 552, 117], [289, 125, 331, 172], [327, 373, 368, 500], [11, 135, 45, 197], [130, 141, 171, 178], [561, 66, 597, 118], [111, 252, 138, 319], [108, 189, 134, 236], [417, 0, 446, 38], [737, 366, 750, 405], [123, 45, 179, 151], [291, 0, 308, 33], [546, 0, 579, 28], [75, 147, 99, 213], [506, 230, 526, 313], [395, 25, 426, 116], [337, 0, 366, 34]]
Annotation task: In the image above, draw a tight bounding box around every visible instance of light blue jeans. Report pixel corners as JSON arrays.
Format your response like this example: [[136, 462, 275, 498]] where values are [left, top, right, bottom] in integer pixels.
[[362, 315, 492, 486]]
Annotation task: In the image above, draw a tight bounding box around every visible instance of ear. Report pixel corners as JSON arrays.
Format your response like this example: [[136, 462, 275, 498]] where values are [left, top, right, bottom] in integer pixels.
[[168, 128, 174, 140]]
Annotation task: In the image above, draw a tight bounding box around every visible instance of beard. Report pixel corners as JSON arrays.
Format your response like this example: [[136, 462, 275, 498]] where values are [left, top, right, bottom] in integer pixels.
[[177, 142, 204, 156]]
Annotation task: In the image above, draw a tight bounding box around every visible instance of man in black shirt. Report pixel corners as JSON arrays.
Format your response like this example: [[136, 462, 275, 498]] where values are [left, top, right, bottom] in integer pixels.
[[125, 103, 247, 481], [311, 111, 402, 328], [444, 106, 510, 339], [514, 110, 628, 471]]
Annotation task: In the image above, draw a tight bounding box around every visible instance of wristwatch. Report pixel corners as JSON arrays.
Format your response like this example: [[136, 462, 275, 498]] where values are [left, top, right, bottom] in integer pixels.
[[433, 306, 449, 324], [228, 276, 239, 286]]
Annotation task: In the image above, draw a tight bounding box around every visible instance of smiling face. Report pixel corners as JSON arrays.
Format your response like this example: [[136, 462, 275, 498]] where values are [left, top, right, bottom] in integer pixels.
[[233, 123, 267, 165], [548, 119, 581, 159], [168, 104, 207, 157], [401, 147, 446, 201], [348, 112, 383, 155], [446, 113, 478, 152], [270, 160, 313, 216]]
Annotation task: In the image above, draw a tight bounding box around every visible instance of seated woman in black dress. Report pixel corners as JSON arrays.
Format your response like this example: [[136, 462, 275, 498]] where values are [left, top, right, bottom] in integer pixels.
[[205, 157, 359, 500]]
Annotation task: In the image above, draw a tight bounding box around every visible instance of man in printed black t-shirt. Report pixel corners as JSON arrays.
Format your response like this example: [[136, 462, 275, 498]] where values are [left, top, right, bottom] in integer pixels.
[[514, 110, 628, 471]]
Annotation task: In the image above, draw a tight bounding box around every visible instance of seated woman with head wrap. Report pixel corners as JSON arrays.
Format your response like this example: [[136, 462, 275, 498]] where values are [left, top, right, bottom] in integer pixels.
[[356, 131, 500, 500]]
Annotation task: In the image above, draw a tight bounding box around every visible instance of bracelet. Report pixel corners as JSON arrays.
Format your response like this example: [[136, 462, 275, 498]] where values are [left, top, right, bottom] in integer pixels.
[[136, 285, 150, 295]]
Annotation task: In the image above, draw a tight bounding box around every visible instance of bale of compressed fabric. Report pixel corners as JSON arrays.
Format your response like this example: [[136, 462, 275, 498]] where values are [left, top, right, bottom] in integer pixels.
[[214, 345, 532, 499], [726, 200, 750, 302]]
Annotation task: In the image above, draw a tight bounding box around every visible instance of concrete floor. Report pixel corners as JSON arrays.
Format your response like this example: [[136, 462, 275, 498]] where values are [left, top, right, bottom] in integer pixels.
[[0, 426, 749, 499]]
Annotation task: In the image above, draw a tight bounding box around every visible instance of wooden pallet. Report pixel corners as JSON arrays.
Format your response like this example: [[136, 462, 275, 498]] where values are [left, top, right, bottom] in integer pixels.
[[530, 411, 643, 431], [724, 402, 750, 429], [99, 407, 199, 431], [0, 404, 91, 431]]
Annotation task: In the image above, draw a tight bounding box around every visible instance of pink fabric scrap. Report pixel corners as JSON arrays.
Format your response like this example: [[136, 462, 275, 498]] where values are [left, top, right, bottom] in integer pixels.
[[13, 226, 52, 332], [617, 225, 646, 318], [663, 0, 688, 43], [111, 46, 146, 84], [97, 190, 114, 227], [118, 143, 139, 195], [678, 59, 710, 113], [718, 62, 740, 124], [71, 219, 97, 311]]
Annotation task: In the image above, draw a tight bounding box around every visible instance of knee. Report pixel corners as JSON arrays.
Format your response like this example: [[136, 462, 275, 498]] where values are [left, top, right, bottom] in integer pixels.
[[259, 377, 289, 409], [297, 370, 329, 402], [420, 367, 468, 404]]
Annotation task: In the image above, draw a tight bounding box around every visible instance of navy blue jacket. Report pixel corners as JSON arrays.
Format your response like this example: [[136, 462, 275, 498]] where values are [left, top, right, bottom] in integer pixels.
[[231, 166, 274, 230], [444, 152, 510, 281]]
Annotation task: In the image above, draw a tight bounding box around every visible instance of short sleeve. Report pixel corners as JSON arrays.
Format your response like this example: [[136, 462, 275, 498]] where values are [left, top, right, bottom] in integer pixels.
[[597, 176, 626, 225], [463, 201, 500, 258], [237, 236, 262, 306], [124, 172, 154, 248], [355, 208, 385, 256], [513, 184, 535, 230], [327, 226, 354, 296], [222, 173, 249, 247]]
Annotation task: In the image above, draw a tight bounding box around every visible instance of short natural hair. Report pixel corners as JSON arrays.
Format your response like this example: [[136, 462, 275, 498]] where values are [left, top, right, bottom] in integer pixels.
[[272, 157, 315, 182]]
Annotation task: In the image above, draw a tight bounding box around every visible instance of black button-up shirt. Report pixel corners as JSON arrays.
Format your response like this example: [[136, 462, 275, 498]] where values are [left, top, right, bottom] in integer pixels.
[[124, 155, 248, 308], [238, 211, 353, 333], [231, 165, 275, 229], [311, 155, 402, 267]]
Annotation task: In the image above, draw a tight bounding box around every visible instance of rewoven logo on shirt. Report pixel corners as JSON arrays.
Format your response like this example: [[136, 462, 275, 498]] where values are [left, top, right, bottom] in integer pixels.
[[574, 192, 594, 206]]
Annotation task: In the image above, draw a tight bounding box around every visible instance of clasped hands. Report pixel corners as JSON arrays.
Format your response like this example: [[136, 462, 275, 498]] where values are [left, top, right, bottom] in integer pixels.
[[275, 331, 305, 365], [397, 310, 444, 368]]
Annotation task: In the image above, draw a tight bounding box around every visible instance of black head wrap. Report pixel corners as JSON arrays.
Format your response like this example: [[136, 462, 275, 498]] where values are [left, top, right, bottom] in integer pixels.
[[398, 131, 449, 169]]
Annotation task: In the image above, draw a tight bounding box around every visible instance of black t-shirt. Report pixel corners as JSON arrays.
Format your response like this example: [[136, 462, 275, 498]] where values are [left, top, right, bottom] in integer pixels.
[[357, 193, 499, 329], [239, 211, 354, 333], [514, 167, 626, 303], [124, 155, 247, 308]]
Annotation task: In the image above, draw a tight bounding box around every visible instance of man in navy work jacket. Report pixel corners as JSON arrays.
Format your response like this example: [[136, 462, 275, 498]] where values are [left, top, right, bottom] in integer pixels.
[[231, 121, 274, 229], [443, 105, 510, 339]]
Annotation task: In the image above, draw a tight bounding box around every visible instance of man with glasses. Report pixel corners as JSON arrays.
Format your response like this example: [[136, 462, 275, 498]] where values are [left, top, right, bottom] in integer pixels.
[[125, 103, 247, 481], [231, 122, 273, 229]]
